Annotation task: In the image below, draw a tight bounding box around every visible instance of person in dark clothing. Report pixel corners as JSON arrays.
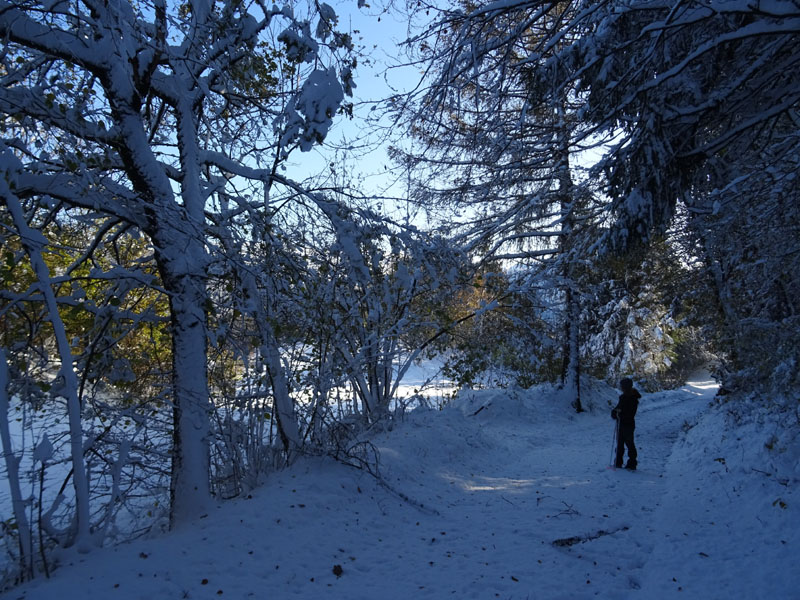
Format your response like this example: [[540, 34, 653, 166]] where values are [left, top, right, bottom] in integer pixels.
[[612, 377, 641, 470]]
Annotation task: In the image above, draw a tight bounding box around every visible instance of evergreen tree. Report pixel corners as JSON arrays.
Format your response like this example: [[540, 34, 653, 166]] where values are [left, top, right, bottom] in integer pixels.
[[402, 0, 800, 394], [395, 0, 604, 408]]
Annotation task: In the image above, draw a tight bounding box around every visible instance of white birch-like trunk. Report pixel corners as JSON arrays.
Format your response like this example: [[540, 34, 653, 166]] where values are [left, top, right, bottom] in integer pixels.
[[262, 339, 301, 460], [239, 273, 301, 459], [0, 350, 34, 577], [4, 194, 92, 550]]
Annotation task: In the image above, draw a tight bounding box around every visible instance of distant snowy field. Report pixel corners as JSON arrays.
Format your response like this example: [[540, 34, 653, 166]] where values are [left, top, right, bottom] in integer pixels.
[[9, 373, 800, 599]]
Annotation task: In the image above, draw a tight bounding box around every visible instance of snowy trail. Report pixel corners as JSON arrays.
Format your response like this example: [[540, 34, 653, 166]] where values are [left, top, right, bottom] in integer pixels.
[[380, 378, 715, 599], [13, 375, 799, 600]]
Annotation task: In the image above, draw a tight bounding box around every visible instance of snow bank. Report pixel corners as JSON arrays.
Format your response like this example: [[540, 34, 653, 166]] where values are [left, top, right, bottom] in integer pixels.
[[8, 377, 799, 600], [448, 378, 620, 422], [641, 397, 800, 597]]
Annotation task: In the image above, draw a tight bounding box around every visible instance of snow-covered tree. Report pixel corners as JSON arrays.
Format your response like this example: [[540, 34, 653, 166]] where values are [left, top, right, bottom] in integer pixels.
[[287, 197, 464, 424], [0, 0, 355, 532], [393, 0, 606, 409], [401, 0, 800, 394], [581, 236, 702, 388], [0, 205, 173, 572], [557, 0, 800, 391]]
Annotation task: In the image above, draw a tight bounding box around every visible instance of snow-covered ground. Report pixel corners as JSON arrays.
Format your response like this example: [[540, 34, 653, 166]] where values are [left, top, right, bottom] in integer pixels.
[[9, 374, 799, 599]]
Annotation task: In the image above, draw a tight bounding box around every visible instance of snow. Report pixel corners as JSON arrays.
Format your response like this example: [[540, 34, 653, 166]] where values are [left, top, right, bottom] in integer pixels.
[[393, 358, 457, 405], [9, 373, 800, 599]]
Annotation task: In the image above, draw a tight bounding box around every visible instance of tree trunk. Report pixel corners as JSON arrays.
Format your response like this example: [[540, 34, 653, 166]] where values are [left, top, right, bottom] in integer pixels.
[[240, 271, 301, 461], [566, 288, 583, 413], [155, 240, 213, 527], [5, 192, 92, 550], [0, 350, 34, 578], [262, 337, 301, 460], [555, 99, 583, 413]]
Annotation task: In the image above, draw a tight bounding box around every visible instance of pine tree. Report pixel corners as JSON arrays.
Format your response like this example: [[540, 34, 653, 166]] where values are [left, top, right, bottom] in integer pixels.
[[395, 0, 604, 406]]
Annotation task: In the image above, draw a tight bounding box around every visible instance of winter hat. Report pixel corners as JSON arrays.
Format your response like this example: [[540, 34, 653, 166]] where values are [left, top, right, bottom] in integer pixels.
[[620, 377, 633, 392]]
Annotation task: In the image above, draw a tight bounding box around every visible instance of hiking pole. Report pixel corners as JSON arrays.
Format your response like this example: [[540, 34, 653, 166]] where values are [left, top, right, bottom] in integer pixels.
[[610, 417, 619, 468]]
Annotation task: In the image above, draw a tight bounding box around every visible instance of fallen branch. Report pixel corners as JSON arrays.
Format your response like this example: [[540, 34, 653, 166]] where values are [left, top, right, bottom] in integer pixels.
[[552, 525, 630, 547]]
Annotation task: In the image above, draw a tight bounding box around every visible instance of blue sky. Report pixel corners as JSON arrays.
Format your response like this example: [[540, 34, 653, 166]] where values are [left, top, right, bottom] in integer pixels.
[[283, 1, 426, 205]]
